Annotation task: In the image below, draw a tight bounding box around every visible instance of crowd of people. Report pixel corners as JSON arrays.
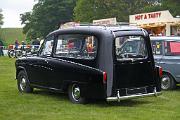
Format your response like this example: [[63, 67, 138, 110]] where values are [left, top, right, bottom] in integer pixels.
[[13, 38, 40, 50], [0, 38, 41, 57], [0, 36, 95, 57]]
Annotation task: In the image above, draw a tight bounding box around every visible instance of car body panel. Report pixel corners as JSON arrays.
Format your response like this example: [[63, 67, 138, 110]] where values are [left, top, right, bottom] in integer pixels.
[[151, 36, 180, 83]]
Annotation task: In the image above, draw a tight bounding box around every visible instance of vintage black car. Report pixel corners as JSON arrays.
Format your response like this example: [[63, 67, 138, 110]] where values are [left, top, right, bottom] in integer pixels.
[[15, 25, 161, 104]]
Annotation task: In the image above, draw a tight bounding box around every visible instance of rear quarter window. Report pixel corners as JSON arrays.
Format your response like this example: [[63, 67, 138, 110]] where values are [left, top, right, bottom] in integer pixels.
[[55, 34, 98, 60]]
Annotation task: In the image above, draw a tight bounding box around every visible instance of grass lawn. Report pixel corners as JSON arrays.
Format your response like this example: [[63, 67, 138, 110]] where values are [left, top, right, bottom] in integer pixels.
[[0, 57, 180, 120], [0, 28, 26, 45]]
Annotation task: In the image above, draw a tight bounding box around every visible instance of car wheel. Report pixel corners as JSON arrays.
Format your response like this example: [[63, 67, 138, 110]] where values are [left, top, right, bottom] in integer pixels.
[[15, 50, 23, 58], [68, 83, 86, 104], [8, 50, 15, 58], [17, 70, 33, 93], [161, 73, 176, 90]]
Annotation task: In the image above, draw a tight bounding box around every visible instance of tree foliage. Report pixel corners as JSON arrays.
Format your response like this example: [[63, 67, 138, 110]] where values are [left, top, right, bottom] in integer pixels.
[[143, 0, 180, 17], [21, 0, 76, 39], [74, 0, 151, 22], [0, 9, 3, 28], [21, 0, 180, 39], [74, 0, 180, 22]]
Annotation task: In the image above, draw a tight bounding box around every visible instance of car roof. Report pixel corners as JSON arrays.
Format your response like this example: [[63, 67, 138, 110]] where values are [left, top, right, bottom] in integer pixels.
[[150, 36, 180, 41], [48, 25, 143, 37]]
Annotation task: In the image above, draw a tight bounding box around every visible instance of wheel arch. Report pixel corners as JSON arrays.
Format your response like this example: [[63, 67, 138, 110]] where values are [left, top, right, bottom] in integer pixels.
[[16, 66, 28, 80], [162, 70, 176, 83], [62, 80, 83, 93]]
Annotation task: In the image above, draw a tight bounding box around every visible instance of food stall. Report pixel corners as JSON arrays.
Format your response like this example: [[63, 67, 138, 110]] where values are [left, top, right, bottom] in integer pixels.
[[129, 10, 180, 36]]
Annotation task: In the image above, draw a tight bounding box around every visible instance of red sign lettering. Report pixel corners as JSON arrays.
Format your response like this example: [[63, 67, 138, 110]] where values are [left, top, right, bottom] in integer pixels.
[[135, 12, 161, 21]]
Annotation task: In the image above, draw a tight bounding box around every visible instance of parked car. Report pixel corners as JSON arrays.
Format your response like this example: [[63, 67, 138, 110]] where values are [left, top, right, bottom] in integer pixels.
[[15, 26, 161, 104], [151, 36, 180, 90], [120, 36, 180, 90]]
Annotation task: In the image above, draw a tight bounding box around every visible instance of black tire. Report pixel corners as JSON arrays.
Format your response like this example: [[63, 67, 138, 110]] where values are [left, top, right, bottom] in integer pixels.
[[15, 50, 23, 58], [68, 83, 86, 104], [17, 70, 33, 93], [161, 73, 176, 90], [8, 49, 15, 58]]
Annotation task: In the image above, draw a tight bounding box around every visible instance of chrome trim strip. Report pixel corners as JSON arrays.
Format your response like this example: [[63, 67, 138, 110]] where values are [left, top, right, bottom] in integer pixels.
[[106, 92, 162, 102], [107, 87, 161, 102], [117, 90, 120, 102]]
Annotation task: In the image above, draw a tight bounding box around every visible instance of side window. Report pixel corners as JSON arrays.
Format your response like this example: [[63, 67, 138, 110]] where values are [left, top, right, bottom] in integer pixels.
[[151, 41, 162, 55], [55, 34, 97, 59], [165, 41, 180, 56], [39, 36, 54, 56]]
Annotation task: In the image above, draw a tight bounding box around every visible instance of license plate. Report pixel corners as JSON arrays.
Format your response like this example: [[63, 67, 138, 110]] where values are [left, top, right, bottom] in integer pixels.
[[126, 87, 147, 95]]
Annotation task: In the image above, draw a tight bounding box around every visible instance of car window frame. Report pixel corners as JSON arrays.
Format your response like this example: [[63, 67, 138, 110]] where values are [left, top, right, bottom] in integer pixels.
[[114, 35, 149, 62], [38, 35, 55, 57], [164, 40, 180, 56], [53, 33, 99, 61]]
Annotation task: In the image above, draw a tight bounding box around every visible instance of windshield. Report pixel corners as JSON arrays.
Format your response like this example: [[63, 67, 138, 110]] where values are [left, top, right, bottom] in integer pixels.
[[115, 36, 148, 61]]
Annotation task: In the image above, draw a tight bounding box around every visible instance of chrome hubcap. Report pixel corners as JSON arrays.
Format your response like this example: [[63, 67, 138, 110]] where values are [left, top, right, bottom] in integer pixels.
[[16, 51, 22, 58], [72, 84, 80, 101], [20, 77, 26, 91], [10, 51, 15, 57], [161, 76, 170, 90]]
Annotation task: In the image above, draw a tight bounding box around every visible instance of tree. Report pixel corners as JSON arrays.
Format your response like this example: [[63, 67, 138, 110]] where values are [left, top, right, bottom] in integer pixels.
[[74, 0, 180, 23], [0, 9, 3, 28], [0, 9, 4, 43], [161, 0, 180, 17], [143, 0, 180, 17], [74, 0, 150, 22], [20, 12, 38, 39], [21, 0, 77, 39]]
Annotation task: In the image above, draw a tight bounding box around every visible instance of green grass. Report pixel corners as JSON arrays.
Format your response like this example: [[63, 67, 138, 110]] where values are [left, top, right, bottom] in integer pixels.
[[0, 57, 180, 120], [0, 28, 26, 45]]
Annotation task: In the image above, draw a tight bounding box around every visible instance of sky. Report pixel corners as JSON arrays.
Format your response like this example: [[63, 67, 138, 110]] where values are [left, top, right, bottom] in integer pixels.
[[0, 0, 37, 28]]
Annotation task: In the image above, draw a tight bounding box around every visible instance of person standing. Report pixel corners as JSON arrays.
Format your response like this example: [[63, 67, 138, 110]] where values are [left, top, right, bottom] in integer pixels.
[[0, 40, 4, 56], [86, 37, 93, 53], [21, 41, 26, 51], [14, 39, 19, 50]]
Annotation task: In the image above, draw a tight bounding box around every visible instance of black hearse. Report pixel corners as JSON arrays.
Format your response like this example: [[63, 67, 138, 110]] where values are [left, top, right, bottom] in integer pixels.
[[15, 25, 161, 104]]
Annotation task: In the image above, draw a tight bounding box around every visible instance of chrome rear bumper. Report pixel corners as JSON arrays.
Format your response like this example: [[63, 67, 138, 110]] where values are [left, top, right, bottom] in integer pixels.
[[106, 87, 161, 102]]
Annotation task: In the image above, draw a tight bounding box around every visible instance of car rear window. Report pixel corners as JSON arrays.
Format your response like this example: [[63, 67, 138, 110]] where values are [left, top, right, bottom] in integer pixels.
[[115, 36, 148, 61]]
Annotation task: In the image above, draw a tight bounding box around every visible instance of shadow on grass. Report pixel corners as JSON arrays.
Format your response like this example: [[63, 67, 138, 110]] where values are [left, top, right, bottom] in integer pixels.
[[161, 85, 180, 92], [32, 89, 69, 101], [31, 89, 153, 107], [174, 86, 180, 91], [87, 98, 152, 107]]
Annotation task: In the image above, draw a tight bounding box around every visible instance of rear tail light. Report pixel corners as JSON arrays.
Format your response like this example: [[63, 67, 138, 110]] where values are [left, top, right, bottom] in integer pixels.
[[103, 72, 107, 84], [159, 67, 163, 78]]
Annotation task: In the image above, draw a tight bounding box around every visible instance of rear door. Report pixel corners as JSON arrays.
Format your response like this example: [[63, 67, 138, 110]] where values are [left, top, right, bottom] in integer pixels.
[[114, 35, 155, 89]]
